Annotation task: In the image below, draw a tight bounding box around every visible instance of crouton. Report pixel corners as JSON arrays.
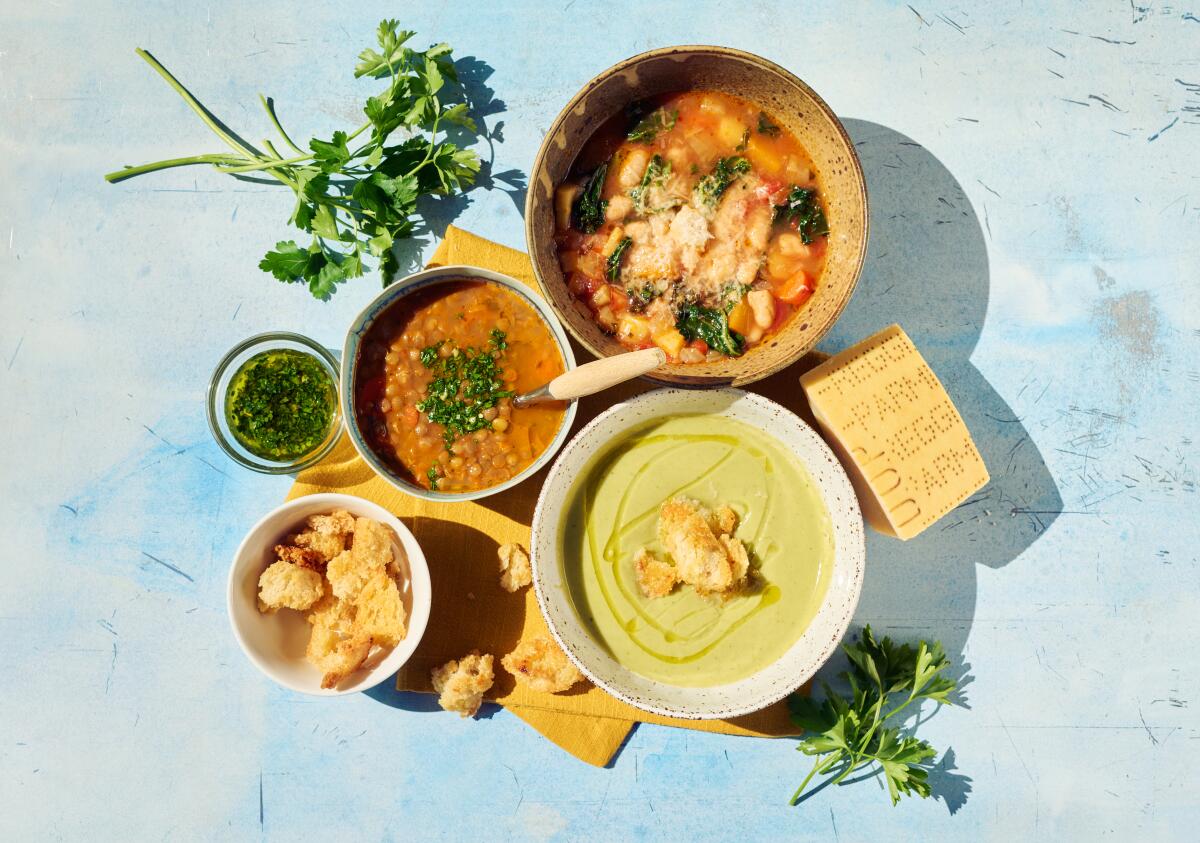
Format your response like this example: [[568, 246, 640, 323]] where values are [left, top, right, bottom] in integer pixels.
[[305, 509, 356, 537], [498, 543, 532, 592], [257, 560, 325, 613], [288, 529, 346, 563], [634, 548, 678, 599], [306, 625, 373, 690], [719, 533, 751, 586], [431, 652, 495, 718], [327, 516, 394, 602], [501, 635, 585, 694], [352, 570, 407, 647], [713, 505, 738, 537], [274, 543, 327, 572], [658, 497, 736, 595]]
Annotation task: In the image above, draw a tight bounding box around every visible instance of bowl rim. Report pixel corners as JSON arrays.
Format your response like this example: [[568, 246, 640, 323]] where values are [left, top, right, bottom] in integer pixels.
[[226, 492, 432, 696], [524, 44, 870, 388], [340, 264, 579, 503], [206, 331, 344, 474], [529, 386, 866, 719]]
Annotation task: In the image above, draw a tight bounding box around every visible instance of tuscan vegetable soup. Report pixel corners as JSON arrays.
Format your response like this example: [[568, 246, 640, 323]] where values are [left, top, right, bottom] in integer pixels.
[[354, 280, 567, 493], [554, 91, 830, 363]]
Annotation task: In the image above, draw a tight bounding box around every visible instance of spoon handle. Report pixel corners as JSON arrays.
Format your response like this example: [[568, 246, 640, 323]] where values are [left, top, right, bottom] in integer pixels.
[[514, 347, 666, 407]]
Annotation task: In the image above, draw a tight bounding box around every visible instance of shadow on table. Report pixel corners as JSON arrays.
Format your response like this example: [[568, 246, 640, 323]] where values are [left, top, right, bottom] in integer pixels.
[[781, 119, 1060, 814], [364, 519, 521, 719], [389, 55, 529, 279]]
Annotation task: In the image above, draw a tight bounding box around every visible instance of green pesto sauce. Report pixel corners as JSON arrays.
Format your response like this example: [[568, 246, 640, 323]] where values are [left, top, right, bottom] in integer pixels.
[[225, 349, 336, 461]]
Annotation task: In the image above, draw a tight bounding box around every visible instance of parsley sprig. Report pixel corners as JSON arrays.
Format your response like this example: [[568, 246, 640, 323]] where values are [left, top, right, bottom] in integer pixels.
[[416, 329, 512, 447], [788, 626, 958, 806], [105, 20, 481, 299]]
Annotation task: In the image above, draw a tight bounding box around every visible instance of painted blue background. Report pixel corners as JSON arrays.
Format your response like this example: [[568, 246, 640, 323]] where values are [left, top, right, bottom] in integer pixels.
[[2, 1, 1198, 839]]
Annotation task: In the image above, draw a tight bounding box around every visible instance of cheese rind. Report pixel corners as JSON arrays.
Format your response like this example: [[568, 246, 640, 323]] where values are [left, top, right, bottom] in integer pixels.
[[799, 324, 989, 540]]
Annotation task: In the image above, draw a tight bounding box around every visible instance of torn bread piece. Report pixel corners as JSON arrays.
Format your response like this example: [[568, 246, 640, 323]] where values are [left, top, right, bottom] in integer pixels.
[[257, 559, 325, 612], [432, 651, 495, 718], [352, 569, 407, 647], [305, 590, 370, 689], [326, 516, 395, 602], [658, 497, 741, 595], [306, 509, 356, 537], [274, 543, 327, 572], [287, 529, 346, 564], [638, 498, 749, 598], [498, 543, 532, 592], [501, 635, 585, 694], [634, 548, 679, 598]]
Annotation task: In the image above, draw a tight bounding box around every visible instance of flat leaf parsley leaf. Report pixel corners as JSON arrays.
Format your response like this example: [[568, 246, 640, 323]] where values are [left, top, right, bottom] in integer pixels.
[[788, 626, 959, 806], [106, 20, 482, 299]]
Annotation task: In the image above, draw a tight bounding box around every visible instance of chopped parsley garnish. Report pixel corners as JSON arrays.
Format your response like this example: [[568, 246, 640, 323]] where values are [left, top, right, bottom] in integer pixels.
[[416, 330, 513, 447], [427, 466, 440, 491], [606, 236, 633, 282], [627, 108, 677, 143], [224, 349, 336, 460], [571, 161, 609, 234], [676, 303, 745, 357], [775, 185, 830, 244], [757, 111, 781, 136], [694, 156, 751, 207]]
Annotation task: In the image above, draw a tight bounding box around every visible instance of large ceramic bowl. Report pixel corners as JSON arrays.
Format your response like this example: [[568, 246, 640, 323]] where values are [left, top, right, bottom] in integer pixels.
[[227, 493, 431, 696], [526, 46, 869, 388], [341, 265, 578, 502], [531, 388, 865, 719]]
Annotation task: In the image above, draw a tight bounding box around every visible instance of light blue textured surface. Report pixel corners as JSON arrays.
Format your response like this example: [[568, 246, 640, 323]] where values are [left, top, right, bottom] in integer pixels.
[[2, 1, 1198, 839]]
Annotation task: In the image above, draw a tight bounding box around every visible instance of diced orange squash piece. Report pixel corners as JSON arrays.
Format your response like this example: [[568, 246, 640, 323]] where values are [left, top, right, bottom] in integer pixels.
[[727, 298, 752, 335], [775, 270, 812, 305], [653, 328, 686, 359]]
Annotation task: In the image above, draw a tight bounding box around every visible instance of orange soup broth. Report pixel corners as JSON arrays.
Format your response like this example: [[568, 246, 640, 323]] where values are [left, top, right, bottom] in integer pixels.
[[355, 281, 567, 493]]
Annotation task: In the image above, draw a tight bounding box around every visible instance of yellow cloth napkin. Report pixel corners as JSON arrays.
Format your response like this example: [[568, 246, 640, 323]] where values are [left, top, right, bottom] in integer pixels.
[[288, 226, 825, 766]]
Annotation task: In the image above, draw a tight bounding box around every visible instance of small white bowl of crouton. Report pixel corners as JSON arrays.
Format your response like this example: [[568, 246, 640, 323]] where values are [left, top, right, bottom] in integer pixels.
[[227, 493, 431, 695]]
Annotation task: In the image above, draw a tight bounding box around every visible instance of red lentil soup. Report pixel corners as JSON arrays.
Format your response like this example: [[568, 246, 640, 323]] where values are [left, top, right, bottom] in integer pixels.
[[355, 280, 567, 493], [554, 90, 830, 364]]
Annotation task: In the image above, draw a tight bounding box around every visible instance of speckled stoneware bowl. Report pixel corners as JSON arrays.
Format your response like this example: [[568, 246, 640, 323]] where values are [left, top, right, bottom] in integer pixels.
[[530, 388, 866, 719], [341, 265, 578, 502], [526, 46, 869, 388]]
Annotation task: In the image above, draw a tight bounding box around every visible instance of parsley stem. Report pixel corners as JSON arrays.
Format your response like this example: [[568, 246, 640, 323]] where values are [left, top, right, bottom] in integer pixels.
[[133, 48, 262, 161], [214, 154, 313, 174], [104, 153, 245, 183], [258, 94, 305, 155], [789, 754, 841, 805]]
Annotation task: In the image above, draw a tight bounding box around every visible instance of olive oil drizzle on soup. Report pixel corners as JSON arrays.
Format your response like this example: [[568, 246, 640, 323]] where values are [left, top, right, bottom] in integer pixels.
[[355, 281, 567, 493], [554, 90, 830, 364]]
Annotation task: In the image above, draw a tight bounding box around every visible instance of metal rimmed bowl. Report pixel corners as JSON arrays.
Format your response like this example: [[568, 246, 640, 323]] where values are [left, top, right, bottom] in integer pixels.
[[525, 45, 869, 387], [207, 331, 343, 474], [530, 387, 866, 719], [341, 264, 579, 503]]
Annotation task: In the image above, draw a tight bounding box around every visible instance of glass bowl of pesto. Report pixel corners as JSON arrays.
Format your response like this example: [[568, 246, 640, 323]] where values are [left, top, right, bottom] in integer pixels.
[[207, 332, 343, 474]]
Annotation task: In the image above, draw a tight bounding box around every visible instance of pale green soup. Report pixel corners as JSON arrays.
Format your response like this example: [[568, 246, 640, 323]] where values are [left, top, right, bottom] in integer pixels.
[[559, 414, 834, 687]]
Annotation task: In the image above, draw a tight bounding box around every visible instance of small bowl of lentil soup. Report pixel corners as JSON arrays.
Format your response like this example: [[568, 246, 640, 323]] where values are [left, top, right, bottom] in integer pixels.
[[343, 265, 578, 501]]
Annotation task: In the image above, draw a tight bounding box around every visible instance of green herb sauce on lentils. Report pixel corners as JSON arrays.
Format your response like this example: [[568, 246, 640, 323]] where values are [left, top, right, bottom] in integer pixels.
[[225, 349, 336, 460]]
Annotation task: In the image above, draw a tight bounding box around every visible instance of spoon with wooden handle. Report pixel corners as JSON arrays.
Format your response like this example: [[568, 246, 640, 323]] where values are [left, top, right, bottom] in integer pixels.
[[512, 347, 667, 408]]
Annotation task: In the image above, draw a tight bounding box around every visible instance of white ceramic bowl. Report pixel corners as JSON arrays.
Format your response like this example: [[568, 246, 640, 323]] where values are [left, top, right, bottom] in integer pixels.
[[531, 388, 865, 719], [341, 264, 578, 503], [227, 493, 431, 695]]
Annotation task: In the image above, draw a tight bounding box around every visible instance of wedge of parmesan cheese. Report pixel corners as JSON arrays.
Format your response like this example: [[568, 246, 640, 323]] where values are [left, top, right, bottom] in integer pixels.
[[799, 324, 989, 540]]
